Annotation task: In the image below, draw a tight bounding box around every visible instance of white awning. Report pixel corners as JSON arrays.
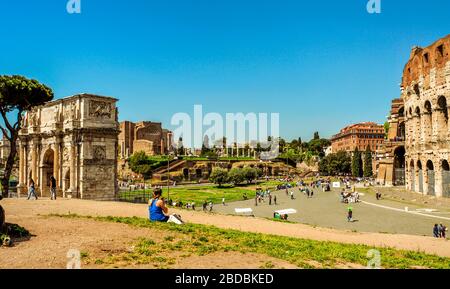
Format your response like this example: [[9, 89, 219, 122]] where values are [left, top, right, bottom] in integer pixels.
[[235, 208, 254, 214]]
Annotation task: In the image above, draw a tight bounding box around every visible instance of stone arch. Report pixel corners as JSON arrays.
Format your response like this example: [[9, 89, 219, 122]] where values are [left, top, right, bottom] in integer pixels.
[[40, 148, 55, 197], [414, 84, 420, 97], [393, 146, 405, 186], [63, 168, 70, 194], [442, 160, 450, 198], [195, 168, 203, 179], [437, 95, 448, 138], [398, 107, 405, 118], [417, 160, 424, 193], [398, 121, 406, 140], [423, 101, 433, 142], [182, 168, 189, 180], [426, 160, 435, 196]]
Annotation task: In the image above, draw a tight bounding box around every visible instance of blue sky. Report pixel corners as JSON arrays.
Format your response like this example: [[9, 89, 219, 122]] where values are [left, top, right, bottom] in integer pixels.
[[1, 0, 449, 141]]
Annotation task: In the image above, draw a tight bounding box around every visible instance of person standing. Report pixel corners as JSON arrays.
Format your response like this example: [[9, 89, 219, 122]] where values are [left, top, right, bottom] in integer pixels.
[[347, 207, 353, 222], [439, 223, 447, 239], [269, 194, 272, 205], [50, 176, 57, 200], [222, 197, 226, 206], [209, 201, 213, 212], [274, 195, 277, 205], [433, 224, 440, 238], [27, 179, 38, 200]]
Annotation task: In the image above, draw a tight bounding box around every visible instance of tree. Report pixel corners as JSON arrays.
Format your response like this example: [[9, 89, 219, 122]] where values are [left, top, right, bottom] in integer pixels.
[[128, 151, 153, 180], [384, 122, 390, 139], [209, 168, 229, 187], [363, 146, 373, 177], [0, 75, 53, 196], [319, 151, 351, 176], [227, 168, 245, 185], [351, 148, 363, 178], [242, 167, 258, 184]]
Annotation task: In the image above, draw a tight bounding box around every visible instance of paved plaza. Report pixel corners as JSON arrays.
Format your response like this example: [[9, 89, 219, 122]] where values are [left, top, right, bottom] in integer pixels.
[[214, 186, 450, 237]]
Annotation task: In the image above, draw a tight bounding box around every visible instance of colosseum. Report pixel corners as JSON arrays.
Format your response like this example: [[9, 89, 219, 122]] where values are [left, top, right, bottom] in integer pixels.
[[402, 35, 450, 198]]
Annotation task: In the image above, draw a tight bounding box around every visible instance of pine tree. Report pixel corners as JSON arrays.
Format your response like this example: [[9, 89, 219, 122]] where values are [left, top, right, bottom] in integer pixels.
[[363, 146, 373, 177], [352, 148, 363, 177]]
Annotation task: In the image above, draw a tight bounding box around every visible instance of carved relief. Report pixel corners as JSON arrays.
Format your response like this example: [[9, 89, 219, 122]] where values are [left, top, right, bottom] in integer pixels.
[[93, 146, 106, 161], [63, 147, 70, 161], [63, 102, 77, 120], [28, 111, 39, 127], [89, 100, 112, 119]]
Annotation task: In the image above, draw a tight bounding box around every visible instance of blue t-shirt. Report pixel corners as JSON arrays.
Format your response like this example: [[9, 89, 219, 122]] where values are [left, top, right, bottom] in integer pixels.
[[149, 198, 168, 222]]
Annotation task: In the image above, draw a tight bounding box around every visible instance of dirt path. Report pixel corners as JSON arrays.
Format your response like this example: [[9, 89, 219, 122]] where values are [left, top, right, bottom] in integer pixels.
[[2, 198, 450, 258]]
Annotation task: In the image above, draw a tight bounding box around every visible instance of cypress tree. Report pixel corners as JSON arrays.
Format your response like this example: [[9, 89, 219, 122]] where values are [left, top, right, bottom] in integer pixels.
[[352, 148, 363, 177], [363, 146, 373, 177]]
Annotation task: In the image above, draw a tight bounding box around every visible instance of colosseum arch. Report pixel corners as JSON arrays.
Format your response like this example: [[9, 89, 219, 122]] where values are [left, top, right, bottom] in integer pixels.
[[414, 84, 420, 97], [414, 107, 421, 142], [442, 160, 450, 198], [423, 101, 433, 142], [437, 96, 449, 138], [426, 160, 435, 196], [417, 160, 423, 193], [393, 146, 406, 186]]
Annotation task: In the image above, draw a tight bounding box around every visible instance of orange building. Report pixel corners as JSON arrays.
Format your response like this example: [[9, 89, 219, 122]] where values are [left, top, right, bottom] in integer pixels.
[[331, 122, 385, 153]]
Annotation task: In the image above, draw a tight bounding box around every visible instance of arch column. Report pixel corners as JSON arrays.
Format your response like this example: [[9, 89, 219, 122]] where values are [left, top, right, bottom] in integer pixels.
[[30, 142, 38, 186], [421, 112, 432, 144], [414, 115, 421, 144], [53, 142, 61, 189], [18, 141, 24, 186], [422, 160, 429, 195], [447, 105, 450, 137], [432, 108, 444, 142], [435, 162, 443, 197], [68, 143, 77, 195]]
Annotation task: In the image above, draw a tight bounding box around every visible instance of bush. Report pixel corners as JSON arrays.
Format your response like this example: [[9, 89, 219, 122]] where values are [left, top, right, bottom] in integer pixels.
[[228, 168, 245, 185], [242, 167, 259, 184], [209, 168, 229, 186]]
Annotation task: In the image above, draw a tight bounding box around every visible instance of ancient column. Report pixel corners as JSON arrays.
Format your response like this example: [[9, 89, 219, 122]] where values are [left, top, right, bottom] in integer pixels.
[[31, 142, 37, 185], [431, 109, 440, 142], [435, 163, 443, 198], [68, 143, 77, 195], [422, 160, 429, 195], [18, 141, 24, 186], [53, 142, 60, 189]]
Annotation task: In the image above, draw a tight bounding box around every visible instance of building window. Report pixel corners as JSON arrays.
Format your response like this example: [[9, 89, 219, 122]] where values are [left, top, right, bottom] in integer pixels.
[[424, 53, 429, 64], [437, 45, 445, 58]]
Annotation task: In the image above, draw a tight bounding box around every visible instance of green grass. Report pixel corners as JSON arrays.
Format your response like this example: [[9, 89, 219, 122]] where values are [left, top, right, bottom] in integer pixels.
[[48, 214, 450, 269], [120, 185, 256, 204]]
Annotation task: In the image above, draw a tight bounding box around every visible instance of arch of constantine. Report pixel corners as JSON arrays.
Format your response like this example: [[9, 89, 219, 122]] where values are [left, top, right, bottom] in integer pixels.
[[380, 35, 450, 198], [17, 94, 120, 200]]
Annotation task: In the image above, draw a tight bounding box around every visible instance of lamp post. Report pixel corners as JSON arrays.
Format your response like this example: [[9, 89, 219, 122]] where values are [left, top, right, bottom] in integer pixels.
[[167, 156, 178, 204]]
